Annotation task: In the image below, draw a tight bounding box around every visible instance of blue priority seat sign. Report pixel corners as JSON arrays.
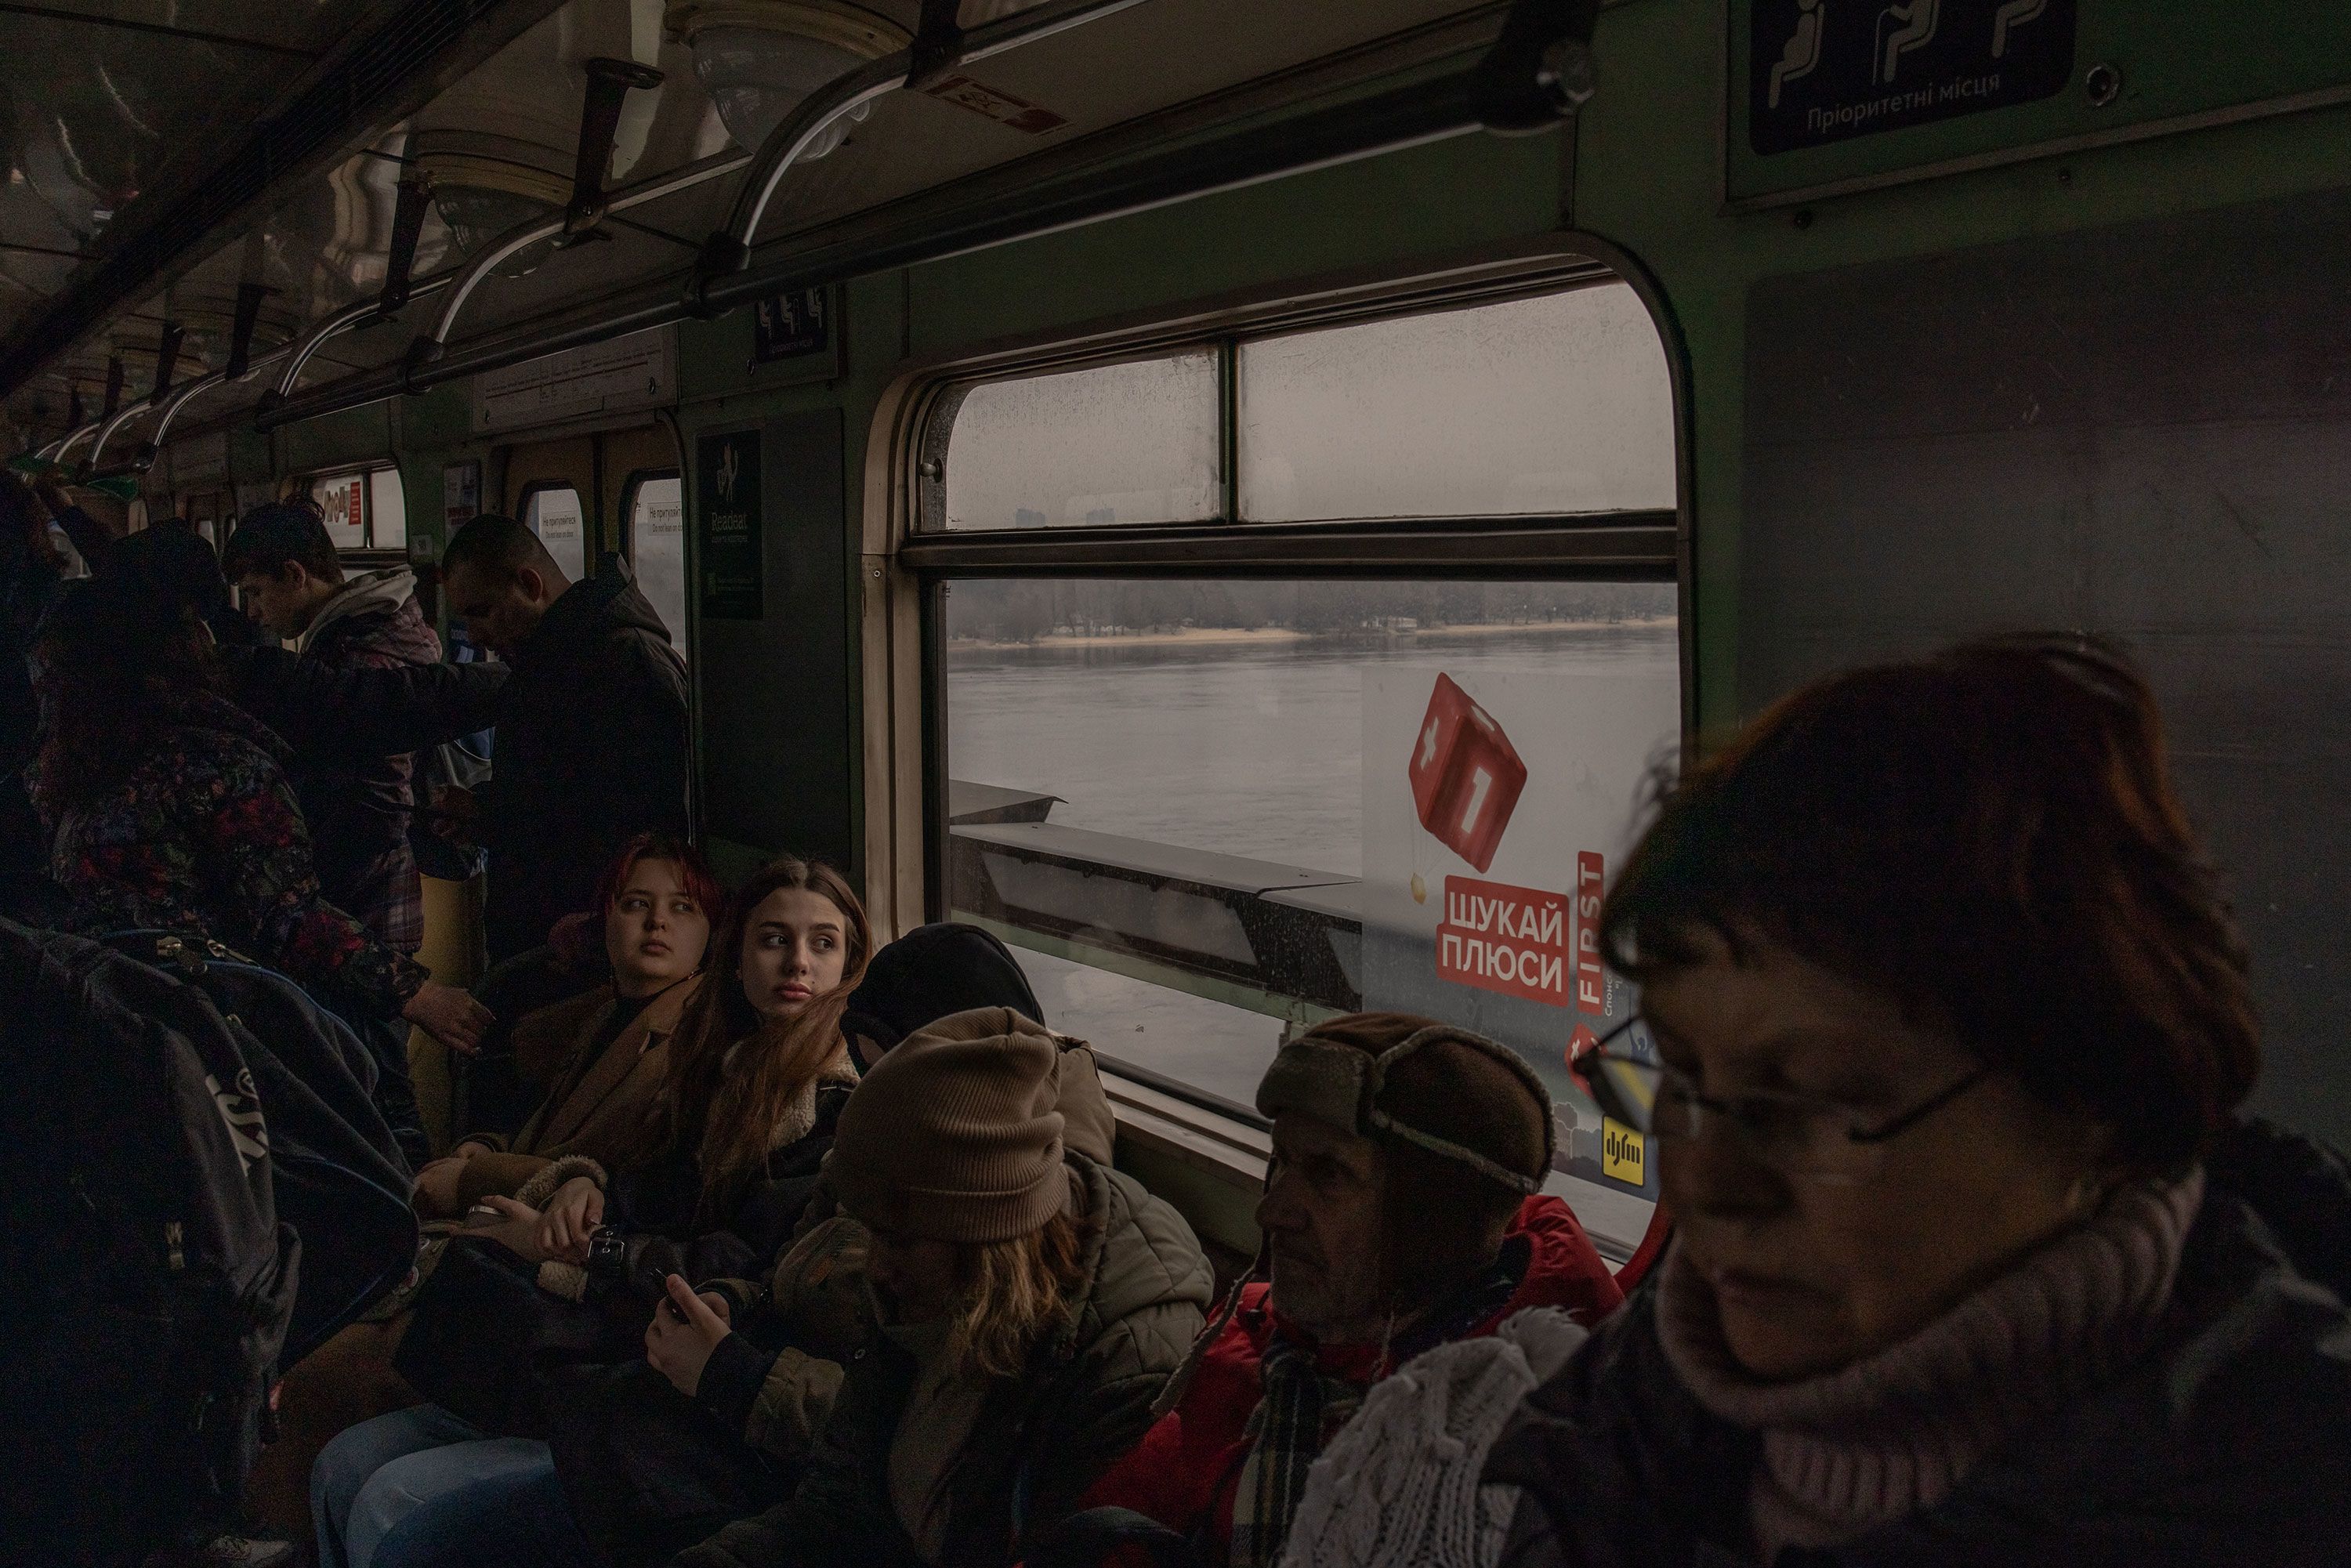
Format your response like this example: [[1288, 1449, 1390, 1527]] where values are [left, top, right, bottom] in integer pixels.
[[1749, 0, 2078, 154]]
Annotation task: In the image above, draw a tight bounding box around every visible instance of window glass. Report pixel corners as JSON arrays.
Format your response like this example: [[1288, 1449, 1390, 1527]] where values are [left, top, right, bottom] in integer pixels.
[[628, 473, 687, 662], [522, 484, 588, 582], [312, 472, 366, 549], [1237, 284, 1676, 520], [944, 577, 1679, 1240], [369, 468, 408, 549], [937, 352, 1221, 531]]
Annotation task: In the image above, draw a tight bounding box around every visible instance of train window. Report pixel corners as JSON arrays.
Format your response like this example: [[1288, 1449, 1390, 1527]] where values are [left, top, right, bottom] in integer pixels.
[[623, 470, 688, 662], [310, 465, 408, 551], [369, 468, 407, 550], [520, 482, 589, 582], [918, 276, 1683, 1248], [943, 576, 1679, 1237], [934, 351, 1222, 531], [1237, 284, 1676, 520]]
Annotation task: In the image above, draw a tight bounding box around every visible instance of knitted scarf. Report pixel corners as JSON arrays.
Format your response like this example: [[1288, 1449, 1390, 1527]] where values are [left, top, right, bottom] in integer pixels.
[[1227, 1257, 1523, 1568], [1657, 1168, 2205, 1559]]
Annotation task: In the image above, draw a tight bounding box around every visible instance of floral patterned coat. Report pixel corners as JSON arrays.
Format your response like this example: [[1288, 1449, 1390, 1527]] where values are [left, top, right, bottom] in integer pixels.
[[48, 693, 426, 1019]]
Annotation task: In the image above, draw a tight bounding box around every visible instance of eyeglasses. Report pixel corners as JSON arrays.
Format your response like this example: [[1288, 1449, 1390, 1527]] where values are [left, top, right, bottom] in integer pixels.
[[1575, 1015, 1992, 1184]]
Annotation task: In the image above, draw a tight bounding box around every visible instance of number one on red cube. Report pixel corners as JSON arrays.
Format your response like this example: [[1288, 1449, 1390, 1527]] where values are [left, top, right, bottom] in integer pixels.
[[1407, 672, 1530, 874]]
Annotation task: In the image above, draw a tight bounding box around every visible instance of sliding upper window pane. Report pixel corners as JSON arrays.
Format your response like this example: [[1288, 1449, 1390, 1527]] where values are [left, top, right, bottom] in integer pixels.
[[1237, 283, 1676, 521], [937, 351, 1221, 531]]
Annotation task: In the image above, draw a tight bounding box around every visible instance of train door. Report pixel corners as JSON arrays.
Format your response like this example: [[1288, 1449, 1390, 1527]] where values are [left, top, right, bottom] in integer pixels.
[[503, 436, 596, 584], [602, 425, 688, 664]]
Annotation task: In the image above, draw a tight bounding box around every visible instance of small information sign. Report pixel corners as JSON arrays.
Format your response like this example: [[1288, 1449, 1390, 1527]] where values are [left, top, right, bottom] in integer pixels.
[[696, 429, 763, 621], [1748, 0, 2076, 155]]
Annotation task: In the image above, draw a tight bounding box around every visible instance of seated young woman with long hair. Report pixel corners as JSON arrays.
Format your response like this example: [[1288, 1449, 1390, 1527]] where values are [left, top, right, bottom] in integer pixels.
[[310, 858, 870, 1568], [411, 834, 721, 1220]]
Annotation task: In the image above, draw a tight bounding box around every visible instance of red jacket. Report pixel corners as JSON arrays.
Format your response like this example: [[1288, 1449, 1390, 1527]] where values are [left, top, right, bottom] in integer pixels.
[[1081, 1195, 1622, 1559]]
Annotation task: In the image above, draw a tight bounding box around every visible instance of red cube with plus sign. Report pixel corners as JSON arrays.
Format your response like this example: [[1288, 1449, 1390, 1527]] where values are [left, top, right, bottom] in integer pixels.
[[1408, 672, 1529, 873]]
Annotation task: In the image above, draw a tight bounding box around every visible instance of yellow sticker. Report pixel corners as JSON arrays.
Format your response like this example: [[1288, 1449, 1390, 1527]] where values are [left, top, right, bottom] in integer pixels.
[[1602, 1117, 1646, 1185]]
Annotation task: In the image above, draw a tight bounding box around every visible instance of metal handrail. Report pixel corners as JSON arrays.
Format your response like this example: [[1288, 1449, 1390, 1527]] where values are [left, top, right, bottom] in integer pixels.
[[38, 420, 102, 462], [82, 395, 158, 472], [415, 150, 751, 362], [257, 0, 1590, 432], [82, 340, 299, 477], [272, 283, 446, 402], [712, 0, 1154, 264]]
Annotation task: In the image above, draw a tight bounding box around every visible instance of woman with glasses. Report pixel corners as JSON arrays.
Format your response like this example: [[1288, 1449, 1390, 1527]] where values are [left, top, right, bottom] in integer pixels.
[[1288, 636, 2351, 1568]]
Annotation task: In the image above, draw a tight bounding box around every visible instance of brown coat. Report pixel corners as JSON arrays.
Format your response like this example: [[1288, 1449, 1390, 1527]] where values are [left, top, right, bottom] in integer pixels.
[[456, 975, 700, 1206]]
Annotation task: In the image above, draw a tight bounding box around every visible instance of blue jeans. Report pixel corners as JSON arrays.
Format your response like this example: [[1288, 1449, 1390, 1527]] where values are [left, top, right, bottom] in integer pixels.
[[311, 1403, 582, 1568]]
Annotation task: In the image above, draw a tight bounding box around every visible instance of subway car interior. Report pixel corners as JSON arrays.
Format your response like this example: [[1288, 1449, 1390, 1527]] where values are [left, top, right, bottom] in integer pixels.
[[4, 1, 2349, 1564]]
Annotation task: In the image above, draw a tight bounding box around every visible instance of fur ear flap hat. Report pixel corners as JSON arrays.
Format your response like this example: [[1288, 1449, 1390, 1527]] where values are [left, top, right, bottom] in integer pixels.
[[1255, 1012, 1555, 1194]]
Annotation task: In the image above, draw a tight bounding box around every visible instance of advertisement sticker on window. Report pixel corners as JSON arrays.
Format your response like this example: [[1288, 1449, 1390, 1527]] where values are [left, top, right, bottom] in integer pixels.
[[1364, 663, 1676, 1195]]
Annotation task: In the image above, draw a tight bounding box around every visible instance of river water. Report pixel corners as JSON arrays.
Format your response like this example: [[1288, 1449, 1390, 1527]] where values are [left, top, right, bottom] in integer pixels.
[[947, 620, 1681, 878]]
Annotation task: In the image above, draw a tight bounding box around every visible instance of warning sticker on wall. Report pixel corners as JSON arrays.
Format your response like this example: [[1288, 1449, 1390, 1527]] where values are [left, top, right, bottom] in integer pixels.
[[922, 74, 1069, 135]]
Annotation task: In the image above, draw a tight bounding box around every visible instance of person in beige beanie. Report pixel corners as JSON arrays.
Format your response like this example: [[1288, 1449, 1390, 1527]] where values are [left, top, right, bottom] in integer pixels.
[[672, 1006, 1213, 1568]]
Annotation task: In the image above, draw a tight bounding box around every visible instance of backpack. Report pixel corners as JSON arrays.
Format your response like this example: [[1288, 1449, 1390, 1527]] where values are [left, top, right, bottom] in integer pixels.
[[0, 918, 299, 1566], [100, 930, 421, 1366]]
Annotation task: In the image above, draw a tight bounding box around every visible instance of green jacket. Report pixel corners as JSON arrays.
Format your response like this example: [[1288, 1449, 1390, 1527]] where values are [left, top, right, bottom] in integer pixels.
[[675, 1152, 1213, 1568]]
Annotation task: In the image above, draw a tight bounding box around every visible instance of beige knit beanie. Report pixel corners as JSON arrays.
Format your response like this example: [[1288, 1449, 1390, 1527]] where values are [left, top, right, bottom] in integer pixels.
[[826, 1005, 1070, 1243]]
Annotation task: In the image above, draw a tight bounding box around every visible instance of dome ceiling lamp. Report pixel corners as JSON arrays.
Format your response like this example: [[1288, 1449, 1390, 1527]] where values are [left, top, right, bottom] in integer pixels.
[[665, 1, 912, 158]]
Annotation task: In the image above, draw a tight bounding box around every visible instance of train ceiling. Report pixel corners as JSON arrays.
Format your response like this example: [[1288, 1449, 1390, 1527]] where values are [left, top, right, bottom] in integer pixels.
[[0, 0, 1526, 453]]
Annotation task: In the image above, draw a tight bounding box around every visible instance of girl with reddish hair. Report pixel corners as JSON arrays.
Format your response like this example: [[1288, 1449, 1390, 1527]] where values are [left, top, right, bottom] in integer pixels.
[[411, 834, 723, 1219]]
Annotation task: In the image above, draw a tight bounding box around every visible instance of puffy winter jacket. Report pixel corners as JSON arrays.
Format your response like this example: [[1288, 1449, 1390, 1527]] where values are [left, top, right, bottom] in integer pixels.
[[1080, 1195, 1624, 1563], [676, 1153, 1215, 1568], [1484, 1121, 2351, 1568]]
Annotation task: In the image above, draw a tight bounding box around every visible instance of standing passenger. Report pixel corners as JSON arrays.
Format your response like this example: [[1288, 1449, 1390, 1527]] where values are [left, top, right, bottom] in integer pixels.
[[0, 471, 63, 909], [225, 502, 444, 1160], [436, 514, 689, 963], [32, 570, 489, 1070], [224, 502, 443, 952]]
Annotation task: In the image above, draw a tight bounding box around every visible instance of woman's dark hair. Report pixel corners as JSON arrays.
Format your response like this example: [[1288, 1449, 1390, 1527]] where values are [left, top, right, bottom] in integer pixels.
[[1601, 634, 2258, 1167], [30, 570, 220, 814], [650, 856, 872, 1209]]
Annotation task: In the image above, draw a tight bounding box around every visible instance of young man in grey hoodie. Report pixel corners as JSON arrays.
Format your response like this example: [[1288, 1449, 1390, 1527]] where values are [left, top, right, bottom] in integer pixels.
[[226, 501, 446, 1161]]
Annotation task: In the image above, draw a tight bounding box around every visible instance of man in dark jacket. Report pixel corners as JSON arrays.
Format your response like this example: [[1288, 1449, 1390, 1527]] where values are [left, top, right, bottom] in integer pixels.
[[438, 514, 689, 963], [224, 503, 441, 954]]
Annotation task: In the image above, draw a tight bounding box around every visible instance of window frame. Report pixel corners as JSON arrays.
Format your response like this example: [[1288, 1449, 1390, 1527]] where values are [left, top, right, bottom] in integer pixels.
[[867, 239, 1694, 1209], [618, 465, 690, 665]]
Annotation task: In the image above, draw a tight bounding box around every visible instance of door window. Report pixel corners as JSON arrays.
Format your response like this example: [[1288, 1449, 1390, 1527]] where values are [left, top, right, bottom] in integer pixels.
[[520, 483, 589, 582], [625, 471, 687, 661]]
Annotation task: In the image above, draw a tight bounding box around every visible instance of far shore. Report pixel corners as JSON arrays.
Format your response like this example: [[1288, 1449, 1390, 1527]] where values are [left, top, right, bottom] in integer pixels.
[[947, 614, 1672, 653]]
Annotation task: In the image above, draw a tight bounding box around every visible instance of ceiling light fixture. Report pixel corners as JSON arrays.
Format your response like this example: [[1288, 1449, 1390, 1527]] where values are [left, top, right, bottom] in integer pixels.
[[665, 2, 911, 158]]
